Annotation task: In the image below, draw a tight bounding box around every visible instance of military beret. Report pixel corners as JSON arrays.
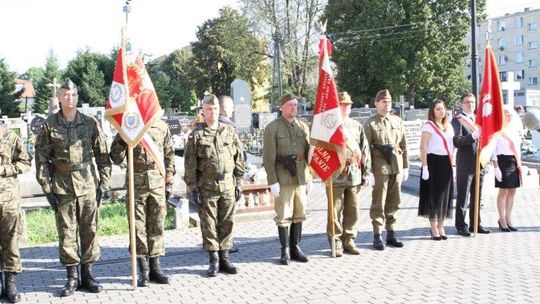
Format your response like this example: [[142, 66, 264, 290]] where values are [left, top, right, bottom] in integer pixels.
[[338, 92, 353, 104], [279, 93, 297, 106], [375, 89, 391, 102], [60, 78, 77, 90]]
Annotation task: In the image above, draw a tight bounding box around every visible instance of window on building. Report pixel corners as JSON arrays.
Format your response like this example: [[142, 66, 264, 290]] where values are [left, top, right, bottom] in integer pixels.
[[516, 52, 524, 63], [497, 21, 506, 31], [516, 70, 525, 80], [529, 77, 538, 85], [528, 22, 538, 31], [515, 35, 524, 45], [499, 56, 508, 65], [500, 71, 507, 81], [498, 38, 506, 49], [529, 59, 538, 68], [529, 41, 538, 49], [516, 17, 523, 28]]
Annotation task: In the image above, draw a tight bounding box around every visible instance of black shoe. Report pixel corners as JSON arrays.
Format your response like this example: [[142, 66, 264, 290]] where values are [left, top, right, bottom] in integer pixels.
[[507, 225, 518, 232], [4, 272, 21, 303], [498, 221, 511, 232], [60, 266, 78, 297], [440, 235, 448, 240], [386, 231, 404, 247], [373, 234, 385, 250], [218, 251, 238, 274], [80, 263, 102, 293], [149, 257, 171, 284], [278, 227, 290, 265], [456, 229, 471, 237], [470, 226, 490, 234], [137, 257, 149, 287], [207, 251, 219, 277], [289, 223, 308, 262], [430, 231, 441, 241]]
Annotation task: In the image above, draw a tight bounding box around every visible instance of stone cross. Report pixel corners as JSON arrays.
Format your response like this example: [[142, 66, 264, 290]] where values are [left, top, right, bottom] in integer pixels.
[[47, 78, 60, 116], [501, 72, 521, 107]]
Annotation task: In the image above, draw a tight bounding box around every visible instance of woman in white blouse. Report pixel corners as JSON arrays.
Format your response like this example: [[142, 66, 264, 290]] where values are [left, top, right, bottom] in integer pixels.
[[418, 99, 455, 240], [492, 105, 523, 232]]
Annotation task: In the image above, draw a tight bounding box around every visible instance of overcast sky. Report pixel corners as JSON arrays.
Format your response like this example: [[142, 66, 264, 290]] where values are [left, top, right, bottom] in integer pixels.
[[0, 0, 537, 74]]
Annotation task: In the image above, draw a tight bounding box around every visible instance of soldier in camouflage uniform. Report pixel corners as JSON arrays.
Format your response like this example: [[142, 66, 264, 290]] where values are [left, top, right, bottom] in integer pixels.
[[0, 125, 31, 303], [326, 92, 371, 257], [263, 93, 311, 265], [34, 79, 111, 297], [184, 94, 245, 277], [363, 89, 408, 251], [109, 119, 175, 287]]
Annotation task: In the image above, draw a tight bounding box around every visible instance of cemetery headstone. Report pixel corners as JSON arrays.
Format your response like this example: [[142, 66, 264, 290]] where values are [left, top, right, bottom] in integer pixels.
[[231, 79, 252, 133]]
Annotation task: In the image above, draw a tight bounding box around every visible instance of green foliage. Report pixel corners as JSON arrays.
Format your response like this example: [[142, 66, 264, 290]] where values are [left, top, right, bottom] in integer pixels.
[[26, 201, 176, 245], [190, 7, 270, 104], [323, 0, 485, 108], [32, 50, 61, 114], [63, 48, 114, 107], [0, 58, 20, 117]]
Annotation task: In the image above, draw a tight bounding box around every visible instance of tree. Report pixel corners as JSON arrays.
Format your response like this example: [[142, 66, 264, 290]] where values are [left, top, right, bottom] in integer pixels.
[[63, 48, 114, 107], [33, 50, 61, 114], [190, 7, 270, 108], [323, 0, 486, 108], [0, 58, 20, 117], [241, 0, 326, 106], [161, 49, 199, 113]]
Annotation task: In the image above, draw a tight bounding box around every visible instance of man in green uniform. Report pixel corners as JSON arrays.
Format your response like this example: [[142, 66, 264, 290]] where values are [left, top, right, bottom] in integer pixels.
[[326, 92, 371, 257], [184, 94, 245, 277], [0, 125, 31, 303], [35, 79, 111, 296], [363, 89, 408, 251], [263, 93, 311, 265], [109, 118, 175, 287]]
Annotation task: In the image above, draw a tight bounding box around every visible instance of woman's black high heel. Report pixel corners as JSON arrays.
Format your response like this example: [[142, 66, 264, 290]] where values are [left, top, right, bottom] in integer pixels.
[[430, 230, 441, 241], [507, 224, 518, 231], [498, 220, 511, 232], [440, 234, 448, 240]]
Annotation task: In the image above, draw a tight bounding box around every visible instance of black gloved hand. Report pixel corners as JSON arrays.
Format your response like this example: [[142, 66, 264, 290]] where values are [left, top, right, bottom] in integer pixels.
[[45, 193, 59, 212], [165, 184, 173, 202], [235, 186, 242, 202]]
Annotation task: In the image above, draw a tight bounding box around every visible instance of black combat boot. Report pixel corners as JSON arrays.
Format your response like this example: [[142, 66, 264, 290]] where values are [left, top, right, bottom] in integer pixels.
[[278, 226, 290, 265], [60, 266, 78, 297], [218, 251, 238, 274], [386, 231, 404, 248], [149, 257, 170, 284], [137, 257, 150, 287], [80, 263, 102, 293], [3, 273, 21, 303], [289, 223, 308, 262], [373, 234, 385, 251], [208, 251, 219, 277]]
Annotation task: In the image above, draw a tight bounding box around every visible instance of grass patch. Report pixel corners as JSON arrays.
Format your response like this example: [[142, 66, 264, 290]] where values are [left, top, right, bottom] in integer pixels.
[[26, 200, 176, 245]]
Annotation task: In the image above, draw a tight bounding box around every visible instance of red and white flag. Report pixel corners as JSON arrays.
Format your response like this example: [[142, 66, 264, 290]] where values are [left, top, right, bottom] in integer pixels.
[[475, 45, 504, 150], [105, 30, 165, 178], [309, 35, 346, 181]]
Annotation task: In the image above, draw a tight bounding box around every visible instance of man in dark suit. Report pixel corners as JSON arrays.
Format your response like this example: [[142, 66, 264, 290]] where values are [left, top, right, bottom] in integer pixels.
[[451, 93, 490, 236]]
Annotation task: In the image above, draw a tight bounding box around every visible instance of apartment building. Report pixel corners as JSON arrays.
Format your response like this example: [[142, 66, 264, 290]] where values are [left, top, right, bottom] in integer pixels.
[[466, 7, 540, 106]]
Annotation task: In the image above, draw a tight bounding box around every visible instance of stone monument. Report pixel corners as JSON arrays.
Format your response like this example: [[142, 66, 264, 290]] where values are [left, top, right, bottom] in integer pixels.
[[231, 79, 252, 133]]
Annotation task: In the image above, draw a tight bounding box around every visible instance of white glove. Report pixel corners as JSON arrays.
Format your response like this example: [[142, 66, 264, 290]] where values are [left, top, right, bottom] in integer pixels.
[[494, 167, 503, 182], [402, 168, 409, 181], [421, 166, 429, 180], [472, 128, 481, 140], [365, 173, 375, 187], [270, 183, 281, 198]]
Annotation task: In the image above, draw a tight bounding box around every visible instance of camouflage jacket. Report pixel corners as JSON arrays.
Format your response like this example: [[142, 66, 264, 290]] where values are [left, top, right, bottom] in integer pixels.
[[184, 122, 245, 192], [110, 119, 176, 190], [34, 110, 111, 196], [263, 116, 311, 186], [0, 127, 31, 202], [364, 113, 408, 175], [331, 118, 372, 187]]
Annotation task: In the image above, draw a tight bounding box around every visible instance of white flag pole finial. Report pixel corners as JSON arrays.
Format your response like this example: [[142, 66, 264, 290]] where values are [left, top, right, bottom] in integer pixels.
[[320, 20, 328, 35]]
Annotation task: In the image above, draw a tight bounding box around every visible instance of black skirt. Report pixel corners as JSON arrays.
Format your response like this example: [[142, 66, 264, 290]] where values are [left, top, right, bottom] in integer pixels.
[[418, 154, 453, 220], [495, 155, 521, 189]]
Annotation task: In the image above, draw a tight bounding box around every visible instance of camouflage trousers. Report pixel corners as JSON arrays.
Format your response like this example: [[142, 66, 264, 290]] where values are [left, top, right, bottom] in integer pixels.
[[128, 186, 167, 257], [198, 187, 236, 251], [0, 200, 22, 272], [326, 185, 361, 244], [56, 193, 100, 266]]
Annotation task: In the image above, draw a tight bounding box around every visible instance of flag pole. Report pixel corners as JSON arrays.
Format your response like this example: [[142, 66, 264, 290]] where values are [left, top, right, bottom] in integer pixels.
[[327, 179, 336, 257], [128, 147, 137, 289], [472, 145, 481, 237]]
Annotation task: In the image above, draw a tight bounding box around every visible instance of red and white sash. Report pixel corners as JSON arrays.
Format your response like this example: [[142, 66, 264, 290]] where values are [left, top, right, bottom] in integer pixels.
[[456, 113, 478, 134], [425, 121, 453, 166], [500, 132, 522, 178]]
